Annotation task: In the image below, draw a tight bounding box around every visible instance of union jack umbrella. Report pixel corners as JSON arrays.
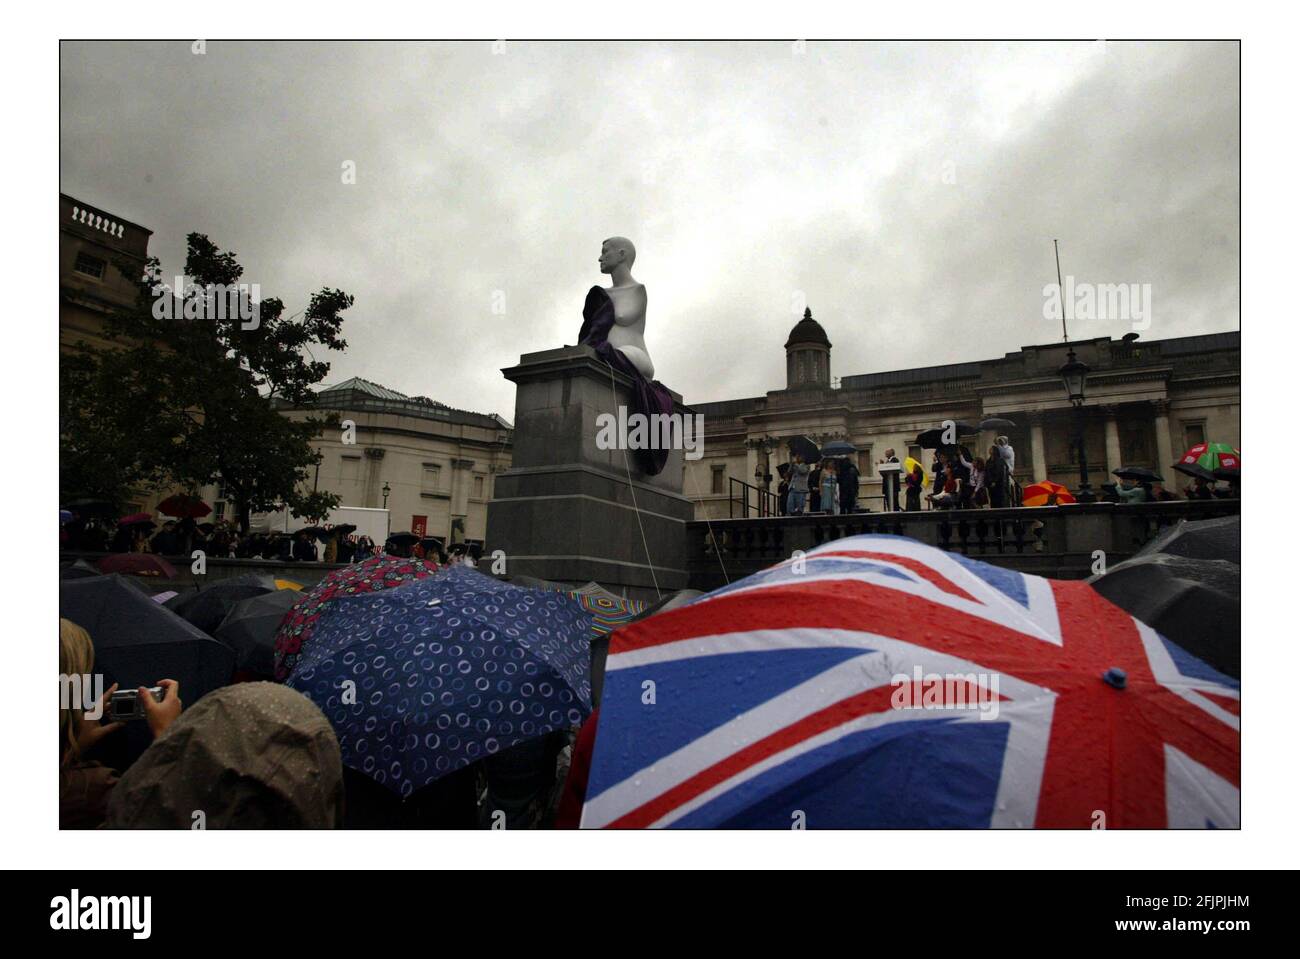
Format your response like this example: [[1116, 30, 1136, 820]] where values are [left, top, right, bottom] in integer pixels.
[[581, 535, 1239, 828]]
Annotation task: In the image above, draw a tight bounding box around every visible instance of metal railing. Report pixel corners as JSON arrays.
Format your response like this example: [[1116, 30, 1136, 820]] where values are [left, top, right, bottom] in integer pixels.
[[729, 476, 780, 518]]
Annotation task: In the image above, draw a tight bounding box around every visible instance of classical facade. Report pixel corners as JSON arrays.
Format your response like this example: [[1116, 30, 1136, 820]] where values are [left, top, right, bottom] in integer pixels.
[[258, 378, 514, 546], [59, 193, 152, 354], [684, 310, 1240, 520]]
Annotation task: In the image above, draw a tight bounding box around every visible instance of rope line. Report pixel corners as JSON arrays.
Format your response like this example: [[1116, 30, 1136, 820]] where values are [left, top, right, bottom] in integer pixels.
[[604, 360, 662, 600]]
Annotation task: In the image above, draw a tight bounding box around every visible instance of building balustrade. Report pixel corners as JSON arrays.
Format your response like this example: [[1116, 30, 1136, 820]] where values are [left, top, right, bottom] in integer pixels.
[[686, 498, 1240, 589]]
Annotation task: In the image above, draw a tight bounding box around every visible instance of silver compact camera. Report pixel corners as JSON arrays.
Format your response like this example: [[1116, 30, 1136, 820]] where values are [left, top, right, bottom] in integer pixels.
[[108, 686, 164, 722]]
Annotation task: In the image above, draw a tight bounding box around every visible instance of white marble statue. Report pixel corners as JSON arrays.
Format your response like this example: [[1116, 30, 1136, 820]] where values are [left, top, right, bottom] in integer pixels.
[[597, 236, 654, 380]]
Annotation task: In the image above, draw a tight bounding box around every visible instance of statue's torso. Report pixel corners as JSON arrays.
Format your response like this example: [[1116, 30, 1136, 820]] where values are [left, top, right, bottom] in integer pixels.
[[605, 283, 653, 378]]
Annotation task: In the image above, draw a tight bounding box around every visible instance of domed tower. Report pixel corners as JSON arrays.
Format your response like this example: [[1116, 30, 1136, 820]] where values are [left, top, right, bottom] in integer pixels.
[[785, 307, 832, 389]]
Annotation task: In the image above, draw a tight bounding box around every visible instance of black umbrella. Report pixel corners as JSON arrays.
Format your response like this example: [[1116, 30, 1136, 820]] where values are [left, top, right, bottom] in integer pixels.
[[1112, 466, 1163, 482], [1173, 461, 1217, 482], [978, 417, 1016, 431], [1138, 515, 1239, 564], [786, 435, 820, 462], [59, 558, 102, 580], [294, 526, 329, 541], [916, 421, 978, 449], [386, 531, 420, 546], [165, 573, 279, 635], [819, 440, 857, 458], [1088, 554, 1239, 678], [60, 574, 236, 767], [215, 588, 302, 677], [327, 524, 358, 538]]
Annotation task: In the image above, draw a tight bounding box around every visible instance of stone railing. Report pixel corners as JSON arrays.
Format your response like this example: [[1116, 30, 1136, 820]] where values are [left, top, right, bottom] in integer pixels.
[[685, 499, 1240, 589]]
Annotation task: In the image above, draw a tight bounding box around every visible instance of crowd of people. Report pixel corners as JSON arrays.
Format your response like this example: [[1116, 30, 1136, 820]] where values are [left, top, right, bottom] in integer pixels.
[[778, 454, 860, 516], [771, 434, 1238, 515], [57, 513, 484, 565]]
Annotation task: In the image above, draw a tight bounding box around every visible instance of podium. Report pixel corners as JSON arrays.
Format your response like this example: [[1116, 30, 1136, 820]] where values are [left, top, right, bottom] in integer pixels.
[[484, 345, 694, 602], [878, 462, 903, 511]]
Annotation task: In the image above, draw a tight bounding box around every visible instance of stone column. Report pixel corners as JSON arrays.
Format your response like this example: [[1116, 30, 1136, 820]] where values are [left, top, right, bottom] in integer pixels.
[[1102, 407, 1122, 474], [362, 447, 386, 509], [1152, 399, 1175, 476], [485, 345, 693, 601], [1027, 412, 1048, 482], [450, 458, 475, 541]]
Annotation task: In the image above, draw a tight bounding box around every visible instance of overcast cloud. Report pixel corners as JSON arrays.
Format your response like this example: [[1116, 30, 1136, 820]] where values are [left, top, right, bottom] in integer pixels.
[[60, 40, 1239, 417]]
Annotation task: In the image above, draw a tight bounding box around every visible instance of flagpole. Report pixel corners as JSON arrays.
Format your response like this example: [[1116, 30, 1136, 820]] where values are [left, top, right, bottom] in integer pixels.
[[1054, 238, 1069, 343]]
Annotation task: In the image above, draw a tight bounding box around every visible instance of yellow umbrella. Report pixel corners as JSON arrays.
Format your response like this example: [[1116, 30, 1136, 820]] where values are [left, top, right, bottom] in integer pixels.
[[274, 578, 303, 591], [903, 456, 927, 488]]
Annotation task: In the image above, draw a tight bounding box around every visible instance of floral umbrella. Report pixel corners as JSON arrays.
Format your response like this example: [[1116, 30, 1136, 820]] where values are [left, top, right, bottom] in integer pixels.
[[273, 555, 439, 681]]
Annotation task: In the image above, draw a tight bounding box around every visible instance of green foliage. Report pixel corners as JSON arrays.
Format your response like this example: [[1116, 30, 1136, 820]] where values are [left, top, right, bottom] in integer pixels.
[[60, 233, 352, 530]]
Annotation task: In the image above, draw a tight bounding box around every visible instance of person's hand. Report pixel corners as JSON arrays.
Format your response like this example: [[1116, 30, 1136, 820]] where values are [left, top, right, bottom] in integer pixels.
[[141, 679, 182, 739], [76, 682, 124, 753]]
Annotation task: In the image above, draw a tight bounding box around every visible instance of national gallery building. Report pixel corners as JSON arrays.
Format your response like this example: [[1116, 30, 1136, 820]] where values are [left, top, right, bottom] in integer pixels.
[[683, 310, 1240, 520]]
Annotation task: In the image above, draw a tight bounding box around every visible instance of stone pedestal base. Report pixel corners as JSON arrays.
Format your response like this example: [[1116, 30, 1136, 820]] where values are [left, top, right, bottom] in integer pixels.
[[486, 346, 693, 602]]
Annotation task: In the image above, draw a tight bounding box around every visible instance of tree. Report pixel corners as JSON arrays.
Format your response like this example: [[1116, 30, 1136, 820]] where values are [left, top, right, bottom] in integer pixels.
[[60, 233, 353, 531]]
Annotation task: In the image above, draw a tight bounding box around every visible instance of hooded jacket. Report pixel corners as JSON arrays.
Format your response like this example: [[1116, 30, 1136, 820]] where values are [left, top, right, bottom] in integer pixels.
[[106, 683, 344, 828]]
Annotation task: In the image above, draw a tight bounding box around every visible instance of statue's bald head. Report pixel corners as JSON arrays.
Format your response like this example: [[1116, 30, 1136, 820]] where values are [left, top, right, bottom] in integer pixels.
[[599, 236, 636, 274]]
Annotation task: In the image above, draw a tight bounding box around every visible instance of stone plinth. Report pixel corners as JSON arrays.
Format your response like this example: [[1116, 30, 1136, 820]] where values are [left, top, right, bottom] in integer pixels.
[[486, 346, 694, 601]]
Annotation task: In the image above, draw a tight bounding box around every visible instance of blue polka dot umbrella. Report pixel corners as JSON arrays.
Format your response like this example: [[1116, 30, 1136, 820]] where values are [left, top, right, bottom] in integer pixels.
[[287, 564, 592, 797]]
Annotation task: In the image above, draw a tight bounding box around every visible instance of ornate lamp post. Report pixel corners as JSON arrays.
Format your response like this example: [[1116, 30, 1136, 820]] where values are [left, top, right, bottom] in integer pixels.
[[1059, 348, 1095, 503], [381, 482, 391, 508], [746, 435, 777, 515]]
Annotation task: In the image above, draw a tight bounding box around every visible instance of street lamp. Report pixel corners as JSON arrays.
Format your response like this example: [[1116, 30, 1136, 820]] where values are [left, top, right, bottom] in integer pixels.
[[1059, 348, 1095, 503], [381, 482, 391, 508]]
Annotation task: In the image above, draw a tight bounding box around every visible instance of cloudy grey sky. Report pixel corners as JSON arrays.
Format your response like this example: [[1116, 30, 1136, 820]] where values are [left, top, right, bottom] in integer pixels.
[[60, 40, 1238, 418]]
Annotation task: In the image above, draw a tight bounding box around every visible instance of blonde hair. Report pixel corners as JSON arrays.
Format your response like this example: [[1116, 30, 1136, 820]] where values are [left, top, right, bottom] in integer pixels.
[[59, 618, 95, 765]]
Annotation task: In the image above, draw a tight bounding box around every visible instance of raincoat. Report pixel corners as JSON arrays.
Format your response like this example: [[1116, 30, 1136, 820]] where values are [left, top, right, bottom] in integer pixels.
[[106, 683, 344, 828]]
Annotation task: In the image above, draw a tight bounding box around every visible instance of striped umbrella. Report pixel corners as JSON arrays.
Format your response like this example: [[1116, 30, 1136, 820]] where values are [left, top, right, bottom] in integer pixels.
[[1021, 480, 1076, 507], [564, 589, 647, 636]]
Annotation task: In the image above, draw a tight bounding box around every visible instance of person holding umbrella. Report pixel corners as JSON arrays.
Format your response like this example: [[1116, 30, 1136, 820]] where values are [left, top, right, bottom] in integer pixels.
[[787, 454, 810, 515], [838, 455, 860, 514], [984, 444, 1011, 508], [904, 458, 925, 511], [820, 459, 840, 515], [1115, 476, 1150, 503]]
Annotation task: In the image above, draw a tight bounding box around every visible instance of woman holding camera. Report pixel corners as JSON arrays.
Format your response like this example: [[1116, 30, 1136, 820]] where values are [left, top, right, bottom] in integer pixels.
[[59, 619, 181, 828]]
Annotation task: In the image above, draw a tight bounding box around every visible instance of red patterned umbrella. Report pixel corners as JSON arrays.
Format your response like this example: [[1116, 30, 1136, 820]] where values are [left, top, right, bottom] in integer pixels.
[[273, 555, 439, 681]]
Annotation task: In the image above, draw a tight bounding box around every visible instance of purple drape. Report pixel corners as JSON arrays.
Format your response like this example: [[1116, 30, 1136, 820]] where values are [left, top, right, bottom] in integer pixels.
[[578, 285, 674, 476]]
